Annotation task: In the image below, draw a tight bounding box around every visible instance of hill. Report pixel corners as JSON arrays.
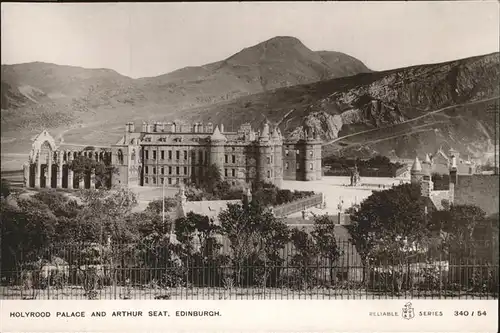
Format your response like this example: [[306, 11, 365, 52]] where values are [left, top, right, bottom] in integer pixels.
[[179, 52, 499, 162], [1, 36, 370, 130], [1, 36, 370, 167]]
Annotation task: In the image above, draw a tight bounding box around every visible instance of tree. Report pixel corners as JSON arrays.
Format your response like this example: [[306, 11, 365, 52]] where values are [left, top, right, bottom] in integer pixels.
[[290, 228, 319, 289], [69, 155, 116, 188], [218, 201, 290, 287], [430, 204, 487, 255], [310, 214, 342, 286], [1, 197, 57, 279], [1, 178, 11, 198], [346, 183, 431, 288], [77, 188, 138, 244]]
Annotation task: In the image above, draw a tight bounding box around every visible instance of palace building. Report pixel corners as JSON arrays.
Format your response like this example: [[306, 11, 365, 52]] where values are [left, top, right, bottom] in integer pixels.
[[23, 122, 322, 190]]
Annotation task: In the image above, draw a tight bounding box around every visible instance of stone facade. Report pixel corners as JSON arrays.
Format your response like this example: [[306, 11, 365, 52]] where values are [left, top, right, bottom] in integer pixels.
[[23, 131, 112, 190], [411, 154, 499, 217], [24, 122, 322, 190], [110, 121, 322, 188]]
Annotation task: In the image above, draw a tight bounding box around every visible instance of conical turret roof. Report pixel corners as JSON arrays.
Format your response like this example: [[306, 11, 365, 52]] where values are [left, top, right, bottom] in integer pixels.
[[210, 126, 226, 142], [424, 153, 431, 164], [411, 157, 422, 172]]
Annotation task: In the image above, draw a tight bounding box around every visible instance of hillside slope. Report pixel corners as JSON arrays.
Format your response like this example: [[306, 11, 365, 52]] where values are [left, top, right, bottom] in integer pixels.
[[180, 52, 499, 161], [1, 36, 370, 131]]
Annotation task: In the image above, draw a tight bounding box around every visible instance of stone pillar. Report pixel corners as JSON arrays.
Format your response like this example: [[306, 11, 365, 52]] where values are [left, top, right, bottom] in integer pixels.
[[90, 168, 96, 189], [68, 151, 74, 189], [56, 151, 63, 188], [79, 173, 85, 189], [35, 152, 41, 188], [23, 162, 30, 188], [46, 153, 52, 188]]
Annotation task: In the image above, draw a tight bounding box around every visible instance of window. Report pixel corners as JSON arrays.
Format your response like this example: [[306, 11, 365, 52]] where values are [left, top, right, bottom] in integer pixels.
[[152, 177, 157, 184], [176, 178, 179, 184], [183, 166, 187, 175], [296, 164, 300, 170], [296, 150, 300, 155], [168, 166, 172, 175], [153, 151, 157, 160], [168, 150, 172, 160], [145, 166, 149, 174], [285, 162, 289, 170], [184, 150, 187, 160], [153, 167, 156, 174], [225, 155, 228, 163], [231, 169, 235, 177], [161, 167, 164, 175], [145, 177, 149, 184], [176, 166, 180, 175], [161, 178, 164, 184], [232, 155, 236, 163], [168, 178, 172, 185], [161, 150, 165, 160], [267, 157, 271, 164], [285, 149, 289, 156], [309, 163, 313, 170], [199, 151, 203, 163], [145, 150, 149, 160], [224, 169, 228, 177], [267, 170, 271, 178], [176, 151, 180, 160], [309, 151, 313, 158]]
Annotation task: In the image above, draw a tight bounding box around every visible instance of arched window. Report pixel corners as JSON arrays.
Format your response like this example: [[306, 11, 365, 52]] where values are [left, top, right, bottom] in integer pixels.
[[117, 149, 124, 164]]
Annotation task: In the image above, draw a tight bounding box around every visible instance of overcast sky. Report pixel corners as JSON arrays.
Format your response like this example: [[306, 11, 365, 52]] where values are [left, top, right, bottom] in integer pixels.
[[1, 2, 499, 78]]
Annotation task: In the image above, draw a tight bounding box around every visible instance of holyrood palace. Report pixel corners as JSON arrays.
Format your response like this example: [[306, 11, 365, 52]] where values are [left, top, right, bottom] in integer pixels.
[[23, 121, 323, 190]]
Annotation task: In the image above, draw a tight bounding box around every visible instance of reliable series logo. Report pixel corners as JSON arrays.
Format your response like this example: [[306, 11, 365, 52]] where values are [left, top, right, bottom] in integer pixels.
[[402, 302, 415, 320]]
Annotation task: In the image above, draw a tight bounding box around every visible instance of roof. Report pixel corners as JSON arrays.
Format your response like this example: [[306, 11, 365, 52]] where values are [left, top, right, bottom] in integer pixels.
[[454, 174, 499, 216], [210, 126, 227, 142], [183, 199, 241, 222], [429, 190, 450, 210], [411, 157, 422, 172]]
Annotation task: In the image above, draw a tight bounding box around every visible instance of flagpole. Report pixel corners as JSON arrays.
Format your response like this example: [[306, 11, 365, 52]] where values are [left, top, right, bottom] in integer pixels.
[[162, 180, 165, 225]]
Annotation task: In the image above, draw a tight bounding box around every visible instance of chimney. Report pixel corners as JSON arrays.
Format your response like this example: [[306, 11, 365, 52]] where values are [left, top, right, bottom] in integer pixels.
[[450, 155, 458, 184], [193, 123, 198, 133], [129, 122, 135, 132], [220, 123, 224, 133], [141, 122, 148, 132]]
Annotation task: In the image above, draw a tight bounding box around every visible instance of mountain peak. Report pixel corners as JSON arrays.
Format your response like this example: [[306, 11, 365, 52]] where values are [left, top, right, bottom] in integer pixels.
[[262, 36, 304, 46]]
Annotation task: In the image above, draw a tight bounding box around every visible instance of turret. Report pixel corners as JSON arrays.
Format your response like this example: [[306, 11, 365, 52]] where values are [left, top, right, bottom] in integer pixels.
[[257, 122, 273, 183], [303, 126, 321, 181], [210, 126, 226, 178], [411, 157, 424, 184], [141, 122, 148, 132]]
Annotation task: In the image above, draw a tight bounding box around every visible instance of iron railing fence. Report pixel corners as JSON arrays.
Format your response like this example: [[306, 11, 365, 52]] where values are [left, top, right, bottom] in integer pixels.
[[1, 239, 498, 300], [273, 193, 323, 217]]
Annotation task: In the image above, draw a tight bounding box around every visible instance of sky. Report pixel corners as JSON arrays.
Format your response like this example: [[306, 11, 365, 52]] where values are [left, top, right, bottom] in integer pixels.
[[1, 2, 499, 78]]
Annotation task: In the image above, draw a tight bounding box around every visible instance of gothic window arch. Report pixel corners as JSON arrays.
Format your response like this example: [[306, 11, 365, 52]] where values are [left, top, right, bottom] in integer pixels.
[[117, 149, 124, 164]]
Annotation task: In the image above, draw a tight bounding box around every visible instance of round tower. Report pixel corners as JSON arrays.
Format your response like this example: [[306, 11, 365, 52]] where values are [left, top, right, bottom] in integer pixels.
[[257, 123, 273, 183], [271, 127, 283, 187], [410, 156, 424, 184], [209, 125, 226, 178], [303, 127, 320, 181]]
